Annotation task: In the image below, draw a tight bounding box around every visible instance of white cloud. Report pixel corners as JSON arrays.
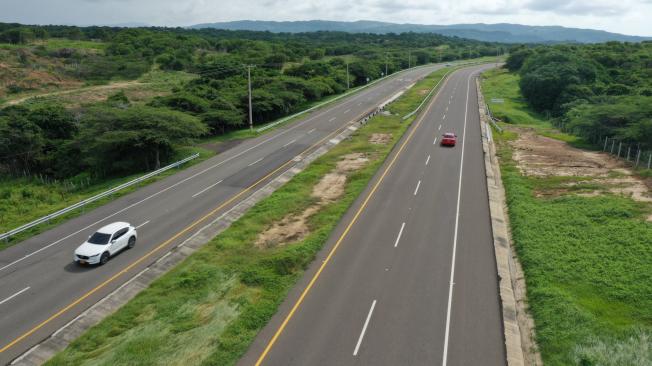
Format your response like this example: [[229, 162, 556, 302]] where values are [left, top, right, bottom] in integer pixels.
[[0, 0, 650, 36]]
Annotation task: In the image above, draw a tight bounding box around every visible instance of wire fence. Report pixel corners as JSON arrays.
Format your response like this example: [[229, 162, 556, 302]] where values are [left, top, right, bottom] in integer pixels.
[[601, 137, 652, 170]]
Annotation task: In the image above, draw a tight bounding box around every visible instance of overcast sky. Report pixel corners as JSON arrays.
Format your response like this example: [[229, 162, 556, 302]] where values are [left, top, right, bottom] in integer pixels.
[[2, 0, 651, 36]]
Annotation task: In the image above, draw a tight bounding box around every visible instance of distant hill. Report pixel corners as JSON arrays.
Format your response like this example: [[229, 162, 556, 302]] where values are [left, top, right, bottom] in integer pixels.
[[190, 20, 651, 44]]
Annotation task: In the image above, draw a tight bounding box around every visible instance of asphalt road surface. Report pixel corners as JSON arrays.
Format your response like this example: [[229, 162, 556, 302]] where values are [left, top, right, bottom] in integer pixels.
[[0, 63, 448, 364], [239, 64, 506, 366]]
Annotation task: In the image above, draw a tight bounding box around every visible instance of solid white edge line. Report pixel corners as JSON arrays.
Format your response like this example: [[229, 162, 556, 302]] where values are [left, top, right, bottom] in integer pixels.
[[0, 287, 30, 306], [248, 158, 264, 167], [442, 70, 473, 366], [283, 139, 297, 148], [414, 180, 421, 196], [393, 222, 406, 248], [426, 155, 431, 165], [192, 180, 223, 198], [135, 220, 150, 229], [353, 299, 377, 356]]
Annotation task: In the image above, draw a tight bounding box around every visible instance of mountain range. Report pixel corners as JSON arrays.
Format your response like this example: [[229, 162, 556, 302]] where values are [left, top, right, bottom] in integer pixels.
[[190, 20, 651, 43]]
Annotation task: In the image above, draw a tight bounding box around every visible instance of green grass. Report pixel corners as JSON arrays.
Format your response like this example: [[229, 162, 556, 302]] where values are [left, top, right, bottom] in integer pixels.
[[484, 69, 652, 366], [46, 66, 454, 366], [0, 146, 214, 251], [482, 68, 581, 144]]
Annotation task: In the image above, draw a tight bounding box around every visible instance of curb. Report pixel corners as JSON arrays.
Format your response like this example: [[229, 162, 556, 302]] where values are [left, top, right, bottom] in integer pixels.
[[11, 120, 365, 366], [476, 78, 526, 366]]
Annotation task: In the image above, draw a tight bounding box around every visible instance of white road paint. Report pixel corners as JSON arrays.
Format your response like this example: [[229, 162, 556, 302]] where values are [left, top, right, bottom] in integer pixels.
[[426, 155, 431, 165], [344, 109, 351, 113], [307, 128, 316, 134], [248, 158, 263, 167], [393, 222, 406, 247], [442, 71, 473, 366], [433, 137, 438, 145], [353, 300, 377, 356], [135, 220, 150, 229], [192, 180, 223, 198], [0, 287, 30, 306], [413, 180, 422, 196], [442, 114, 446, 120], [329, 117, 336, 122], [283, 139, 296, 148], [438, 125, 442, 131]]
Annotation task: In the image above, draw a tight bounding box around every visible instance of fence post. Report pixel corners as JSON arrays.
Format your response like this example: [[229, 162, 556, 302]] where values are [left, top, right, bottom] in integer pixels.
[[617, 142, 622, 158], [648, 153, 651, 169], [626, 147, 630, 162], [603, 136, 608, 151], [610, 139, 616, 154], [635, 149, 641, 168]]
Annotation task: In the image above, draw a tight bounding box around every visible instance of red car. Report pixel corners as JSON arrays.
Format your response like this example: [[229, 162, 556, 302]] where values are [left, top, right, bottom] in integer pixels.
[[441, 132, 457, 147]]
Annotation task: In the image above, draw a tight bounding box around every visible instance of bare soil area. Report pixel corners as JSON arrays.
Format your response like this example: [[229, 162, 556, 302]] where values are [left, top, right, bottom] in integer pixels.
[[255, 153, 369, 248], [3, 80, 148, 107], [509, 127, 651, 219], [369, 133, 392, 145]]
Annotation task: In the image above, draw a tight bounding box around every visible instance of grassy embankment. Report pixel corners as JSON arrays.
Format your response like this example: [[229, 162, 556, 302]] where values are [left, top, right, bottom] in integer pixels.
[[482, 68, 652, 366], [46, 66, 455, 365]]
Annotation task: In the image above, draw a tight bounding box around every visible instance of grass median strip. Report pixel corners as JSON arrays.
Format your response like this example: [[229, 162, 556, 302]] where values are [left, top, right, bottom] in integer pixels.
[[45, 67, 452, 365], [482, 68, 652, 366]]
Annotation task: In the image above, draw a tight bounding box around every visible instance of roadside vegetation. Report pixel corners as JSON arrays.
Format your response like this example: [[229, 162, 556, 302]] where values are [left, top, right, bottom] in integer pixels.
[[45, 67, 453, 365], [482, 67, 652, 366], [505, 42, 652, 151]]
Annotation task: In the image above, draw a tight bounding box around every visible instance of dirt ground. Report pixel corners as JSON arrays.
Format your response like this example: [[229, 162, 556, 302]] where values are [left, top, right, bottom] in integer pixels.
[[3, 80, 147, 107], [255, 153, 369, 248], [369, 133, 392, 145], [509, 127, 652, 219]]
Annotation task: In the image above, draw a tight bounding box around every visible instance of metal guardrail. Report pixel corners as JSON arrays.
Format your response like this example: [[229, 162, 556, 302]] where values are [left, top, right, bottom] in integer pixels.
[[0, 153, 200, 242]]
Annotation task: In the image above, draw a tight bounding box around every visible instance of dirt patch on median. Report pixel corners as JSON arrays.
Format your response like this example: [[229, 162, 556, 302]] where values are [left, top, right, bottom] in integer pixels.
[[369, 133, 392, 145], [255, 153, 369, 248]]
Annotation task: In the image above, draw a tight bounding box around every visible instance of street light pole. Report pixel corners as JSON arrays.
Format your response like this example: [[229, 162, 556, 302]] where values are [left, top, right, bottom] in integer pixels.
[[385, 53, 388, 77], [247, 65, 253, 131]]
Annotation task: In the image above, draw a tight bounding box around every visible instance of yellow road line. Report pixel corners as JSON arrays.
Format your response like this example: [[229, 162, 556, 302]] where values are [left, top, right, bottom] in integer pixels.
[[0, 105, 375, 354], [254, 70, 454, 366]]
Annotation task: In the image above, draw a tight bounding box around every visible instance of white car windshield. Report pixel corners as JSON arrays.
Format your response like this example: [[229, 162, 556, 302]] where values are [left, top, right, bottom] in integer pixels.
[[88, 232, 111, 244]]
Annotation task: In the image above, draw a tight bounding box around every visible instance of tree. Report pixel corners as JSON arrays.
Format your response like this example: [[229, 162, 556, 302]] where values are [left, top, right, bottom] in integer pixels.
[[78, 105, 207, 174]]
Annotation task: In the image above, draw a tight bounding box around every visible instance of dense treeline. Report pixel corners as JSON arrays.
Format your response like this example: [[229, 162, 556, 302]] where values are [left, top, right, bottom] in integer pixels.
[[0, 22, 504, 180], [506, 42, 652, 149]]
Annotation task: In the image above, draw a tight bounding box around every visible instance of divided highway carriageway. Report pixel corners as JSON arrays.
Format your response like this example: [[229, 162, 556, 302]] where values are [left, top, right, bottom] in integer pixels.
[[240, 64, 506, 366]]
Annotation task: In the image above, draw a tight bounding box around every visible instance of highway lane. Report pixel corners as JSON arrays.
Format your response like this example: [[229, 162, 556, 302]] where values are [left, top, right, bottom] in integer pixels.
[[0, 63, 447, 364], [240, 65, 505, 366]]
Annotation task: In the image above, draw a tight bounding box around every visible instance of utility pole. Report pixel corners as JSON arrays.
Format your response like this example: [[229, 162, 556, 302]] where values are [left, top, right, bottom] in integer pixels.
[[247, 65, 253, 131], [385, 53, 388, 77], [346, 61, 350, 89]]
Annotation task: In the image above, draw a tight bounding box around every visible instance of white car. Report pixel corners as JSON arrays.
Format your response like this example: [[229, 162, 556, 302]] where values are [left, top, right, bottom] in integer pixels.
[[74, 222, 137, 265]]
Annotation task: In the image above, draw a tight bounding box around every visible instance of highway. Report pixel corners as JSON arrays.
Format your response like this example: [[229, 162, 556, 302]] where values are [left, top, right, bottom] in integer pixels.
[[239, 65, 506, 365], [0, 63, 446, 364]]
